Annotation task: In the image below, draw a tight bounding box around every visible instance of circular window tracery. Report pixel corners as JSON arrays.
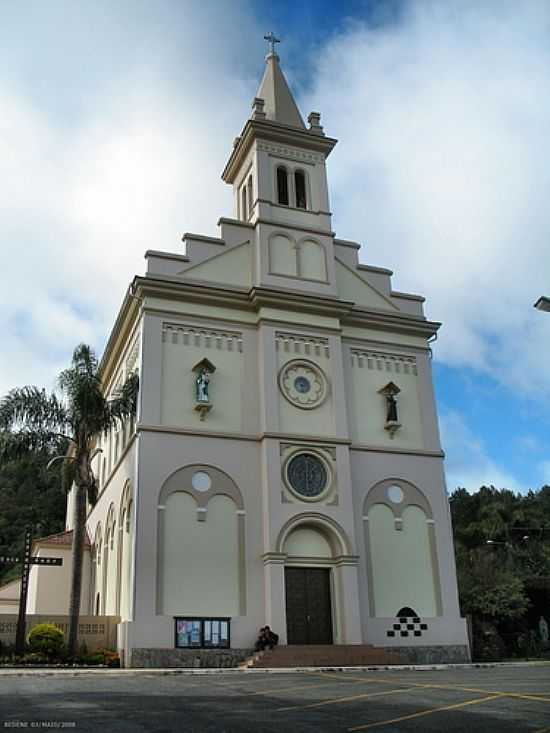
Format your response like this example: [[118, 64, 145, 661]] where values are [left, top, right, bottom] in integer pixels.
[[387, 484, 404, 504], [279, 360, 328, 409], [191, 471, 212, 493], [286, 453, 329, 499]]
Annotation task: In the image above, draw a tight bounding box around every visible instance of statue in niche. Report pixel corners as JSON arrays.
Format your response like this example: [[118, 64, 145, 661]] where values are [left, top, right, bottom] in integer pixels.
[[386, 392, 398, 423], [192, 358, 216, 420], [196, 369, 211, 403], [378, 382, 401, 438]]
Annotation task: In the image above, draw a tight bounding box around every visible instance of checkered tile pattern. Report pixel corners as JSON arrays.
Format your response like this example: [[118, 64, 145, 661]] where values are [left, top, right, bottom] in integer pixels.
[[386, 617, 428, 638]]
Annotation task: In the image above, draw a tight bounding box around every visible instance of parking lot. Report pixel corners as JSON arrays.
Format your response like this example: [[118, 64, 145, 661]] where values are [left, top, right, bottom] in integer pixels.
[[0, 665, 549, 732]]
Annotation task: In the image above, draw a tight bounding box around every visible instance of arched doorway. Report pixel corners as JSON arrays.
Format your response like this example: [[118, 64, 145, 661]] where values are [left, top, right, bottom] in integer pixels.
[[282, 524, 338, 645]]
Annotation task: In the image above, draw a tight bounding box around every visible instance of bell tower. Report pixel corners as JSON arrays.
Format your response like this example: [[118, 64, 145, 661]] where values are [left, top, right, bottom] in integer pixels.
[[221, 36, 339, 296]]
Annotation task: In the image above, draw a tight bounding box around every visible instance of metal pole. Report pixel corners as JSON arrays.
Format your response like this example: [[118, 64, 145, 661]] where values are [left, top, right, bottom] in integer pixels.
[[15, 529, 32, 654]]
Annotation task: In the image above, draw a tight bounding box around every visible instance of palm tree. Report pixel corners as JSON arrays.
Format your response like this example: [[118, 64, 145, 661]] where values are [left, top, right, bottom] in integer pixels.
[[0, 344, 138, 656]]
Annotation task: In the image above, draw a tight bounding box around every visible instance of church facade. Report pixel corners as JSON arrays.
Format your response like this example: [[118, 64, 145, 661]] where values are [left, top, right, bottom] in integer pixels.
[[57, 48, 469, 665]]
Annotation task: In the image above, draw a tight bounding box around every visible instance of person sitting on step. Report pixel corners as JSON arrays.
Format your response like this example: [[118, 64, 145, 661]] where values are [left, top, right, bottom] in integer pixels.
[[254, 626, 279, 652]]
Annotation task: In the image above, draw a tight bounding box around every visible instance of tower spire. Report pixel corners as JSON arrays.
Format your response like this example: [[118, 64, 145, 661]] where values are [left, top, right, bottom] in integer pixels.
[[254, 34, 305, 129]]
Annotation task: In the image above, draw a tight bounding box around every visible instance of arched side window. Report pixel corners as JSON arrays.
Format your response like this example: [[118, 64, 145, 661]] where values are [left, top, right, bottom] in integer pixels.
[[277, 166, 289, 205], [241, 186, 248, 221], [247, 175, 253, 218], [295, 170, 307, 209]]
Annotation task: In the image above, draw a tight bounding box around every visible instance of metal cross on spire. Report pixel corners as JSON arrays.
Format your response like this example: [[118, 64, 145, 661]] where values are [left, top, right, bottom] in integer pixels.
[[264, 32, 280, 56]]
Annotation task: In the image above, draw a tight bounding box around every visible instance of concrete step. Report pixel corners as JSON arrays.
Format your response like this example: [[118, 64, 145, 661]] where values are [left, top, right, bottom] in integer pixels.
[[245, 644, 402, 668]]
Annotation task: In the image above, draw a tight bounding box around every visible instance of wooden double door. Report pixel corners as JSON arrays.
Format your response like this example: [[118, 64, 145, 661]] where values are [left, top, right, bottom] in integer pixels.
[[285, 567, 333, 645]]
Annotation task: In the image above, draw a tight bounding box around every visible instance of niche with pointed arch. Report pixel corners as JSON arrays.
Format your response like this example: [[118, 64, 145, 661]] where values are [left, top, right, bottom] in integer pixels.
[[157, 465, 246, 617]]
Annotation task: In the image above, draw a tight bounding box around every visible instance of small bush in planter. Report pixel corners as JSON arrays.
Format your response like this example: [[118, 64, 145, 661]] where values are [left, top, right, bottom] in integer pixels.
[[27, 623, 65, 658], [100, 649, 120, 667], [21, 652, 50, 665], [79, 649, 120, 667], [82, 653, 105, 665]]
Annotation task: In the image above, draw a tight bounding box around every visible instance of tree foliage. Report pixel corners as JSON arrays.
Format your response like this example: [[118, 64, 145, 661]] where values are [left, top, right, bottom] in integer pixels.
[[0, 452, 67, 585], [0, 344, 138, 655], [451, 484, 550, 651]]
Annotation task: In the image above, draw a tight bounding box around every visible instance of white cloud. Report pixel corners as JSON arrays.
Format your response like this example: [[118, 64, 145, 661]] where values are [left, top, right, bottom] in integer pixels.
[[304, 0, 550, 398], [3, 0, 550, 455], [439, 410, 523, 493], [0, 1, 260, 394]]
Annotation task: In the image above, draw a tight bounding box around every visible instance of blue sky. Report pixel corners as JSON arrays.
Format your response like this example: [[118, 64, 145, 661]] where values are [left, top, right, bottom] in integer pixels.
[[1, 0, 550, 493]]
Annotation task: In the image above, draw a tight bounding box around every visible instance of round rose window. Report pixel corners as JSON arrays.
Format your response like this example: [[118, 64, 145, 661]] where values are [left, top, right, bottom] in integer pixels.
[[287, 453, 328, 498], [279, 360, 328, 409]]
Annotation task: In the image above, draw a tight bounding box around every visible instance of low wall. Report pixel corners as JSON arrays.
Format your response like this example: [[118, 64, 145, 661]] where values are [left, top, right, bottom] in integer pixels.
[[130, 648, 253, 668], [0, 615, 120, 652], [384, 644, 471, 664]]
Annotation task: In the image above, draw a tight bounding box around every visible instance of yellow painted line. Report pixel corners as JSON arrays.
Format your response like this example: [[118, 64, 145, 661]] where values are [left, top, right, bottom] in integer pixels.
[[245, 679, 363, 697], [276, 684, 426, 712], [411, 682, 550, 705], [348, 693, 505, 731], [507, 693, 550, 704], [315, 672, 550, 705]]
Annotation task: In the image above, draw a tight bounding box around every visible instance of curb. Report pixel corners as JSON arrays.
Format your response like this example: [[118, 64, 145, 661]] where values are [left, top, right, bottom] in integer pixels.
[[0, 660, 549, 677]]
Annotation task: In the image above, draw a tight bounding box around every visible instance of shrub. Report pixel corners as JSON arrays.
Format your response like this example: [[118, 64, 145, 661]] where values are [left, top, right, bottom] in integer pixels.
[[20, 652, 50, 664], [101, 649, 120, 668], [27, 623, 65, 658], [81, 653, 105, 665], [473, 621, 506, 661]]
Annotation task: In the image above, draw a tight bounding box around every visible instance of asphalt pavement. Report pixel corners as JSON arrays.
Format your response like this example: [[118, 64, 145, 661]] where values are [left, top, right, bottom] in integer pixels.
[[0, 665, 549, 732]]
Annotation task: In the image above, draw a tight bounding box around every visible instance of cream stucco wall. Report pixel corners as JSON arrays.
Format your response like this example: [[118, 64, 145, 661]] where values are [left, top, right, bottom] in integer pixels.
[[368, 504, 436, 618], [161, 492, 240, 617], [160, 329, 244, 432], [347, 350, 424, 449], [27, 546, 91, 615], [0, 579, 20, 615], [277, 347, 335, 437], [284, 527, 332, 558]]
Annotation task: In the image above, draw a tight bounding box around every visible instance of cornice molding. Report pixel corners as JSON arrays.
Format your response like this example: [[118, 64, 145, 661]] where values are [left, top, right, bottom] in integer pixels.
[[162, 323, 244, 352], [350, 349, 418, 375], [259, 141, 323, 164], [275, 331, 330, 358], [256, 216, 334, 237], [99, 292, 141, 388], [350, 443, 444, 458], [145, 249, 190, 263], [137, 423, 353, 445], [262, 552, 287, 565], [222, 119, 337, 183], [133, 274, 440, 339]]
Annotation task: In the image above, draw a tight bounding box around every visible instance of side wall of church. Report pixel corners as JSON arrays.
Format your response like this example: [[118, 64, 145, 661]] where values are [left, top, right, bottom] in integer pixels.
[[87, 439, 137, 619]]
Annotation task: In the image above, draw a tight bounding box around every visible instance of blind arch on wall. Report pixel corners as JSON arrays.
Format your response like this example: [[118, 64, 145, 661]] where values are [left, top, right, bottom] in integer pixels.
[[157, 464, 246, 616], [298, 238, 327, 281], [362, 478, 442, 617]]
